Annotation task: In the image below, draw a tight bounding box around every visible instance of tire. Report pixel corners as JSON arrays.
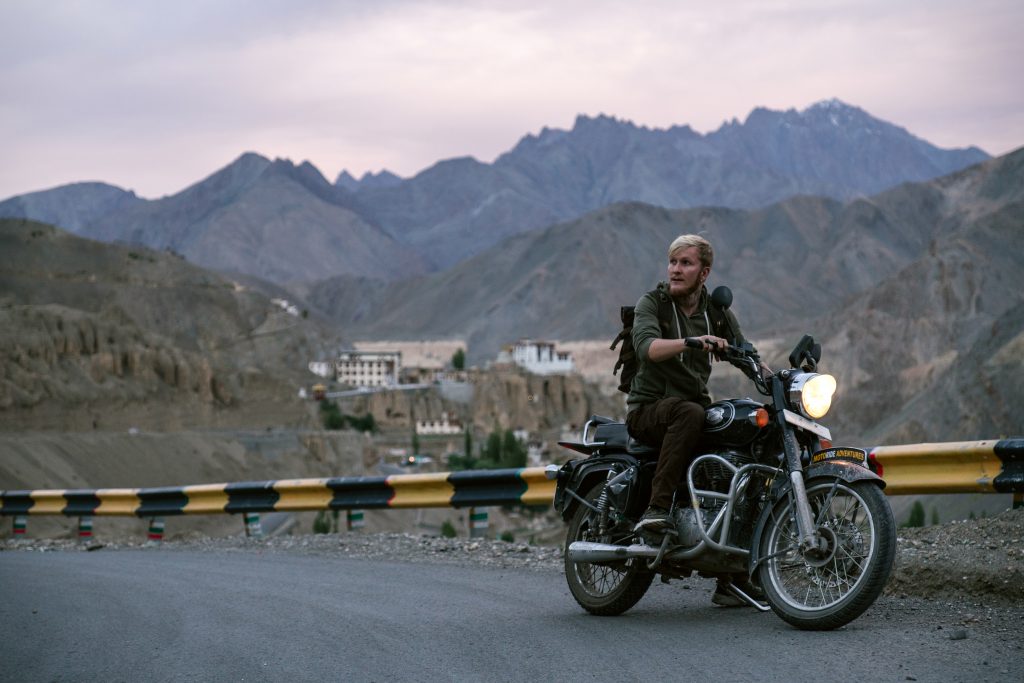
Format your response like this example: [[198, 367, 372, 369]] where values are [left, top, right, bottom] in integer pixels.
[[564, 482, 654, 616], [757, 478, 895, 631]]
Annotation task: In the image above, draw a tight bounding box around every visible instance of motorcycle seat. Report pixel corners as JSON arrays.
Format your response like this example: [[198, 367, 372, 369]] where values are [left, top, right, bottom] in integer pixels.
[[626, 437, 659, 460]]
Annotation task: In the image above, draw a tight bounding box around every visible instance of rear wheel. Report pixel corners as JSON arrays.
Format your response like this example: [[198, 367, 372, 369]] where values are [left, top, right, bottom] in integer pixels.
[[757, 479, 895, 630], [564, 482, 654, 616]]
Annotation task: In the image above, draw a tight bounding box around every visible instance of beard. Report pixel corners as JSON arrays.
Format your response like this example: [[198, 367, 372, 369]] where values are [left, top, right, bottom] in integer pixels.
[[669, 279, 702, 300]]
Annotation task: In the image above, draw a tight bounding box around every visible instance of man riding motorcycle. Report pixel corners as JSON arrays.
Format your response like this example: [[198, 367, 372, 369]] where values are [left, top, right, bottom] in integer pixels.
[[625, 233, 763, 606]]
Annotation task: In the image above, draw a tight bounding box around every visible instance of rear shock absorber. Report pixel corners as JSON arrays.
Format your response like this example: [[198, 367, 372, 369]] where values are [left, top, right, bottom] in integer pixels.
[[595, 470, 615, 535]]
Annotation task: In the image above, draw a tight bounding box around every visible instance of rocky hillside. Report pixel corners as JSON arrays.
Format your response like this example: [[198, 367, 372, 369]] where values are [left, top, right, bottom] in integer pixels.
[[813, 149, 1024, 444], [0, 219, 342, 431]]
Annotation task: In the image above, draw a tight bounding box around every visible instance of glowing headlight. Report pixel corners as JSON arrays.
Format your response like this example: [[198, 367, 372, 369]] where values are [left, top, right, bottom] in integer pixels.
[[788, 373, 837, 419]]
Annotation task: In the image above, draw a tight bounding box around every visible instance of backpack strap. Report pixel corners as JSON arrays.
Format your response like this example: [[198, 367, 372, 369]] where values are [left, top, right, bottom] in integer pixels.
[[706, 300, 737, 343]]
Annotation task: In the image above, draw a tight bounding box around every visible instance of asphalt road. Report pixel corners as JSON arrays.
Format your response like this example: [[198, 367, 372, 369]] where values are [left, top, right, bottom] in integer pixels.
[[1, 550, 1020, 682]]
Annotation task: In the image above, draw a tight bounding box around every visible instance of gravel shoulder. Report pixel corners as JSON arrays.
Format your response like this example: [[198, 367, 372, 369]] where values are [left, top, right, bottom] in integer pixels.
[[4, 508, 1020, 604]]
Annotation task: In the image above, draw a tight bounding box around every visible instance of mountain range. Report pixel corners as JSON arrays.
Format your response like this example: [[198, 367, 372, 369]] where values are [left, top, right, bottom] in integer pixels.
[[0, 100, 989, 282]]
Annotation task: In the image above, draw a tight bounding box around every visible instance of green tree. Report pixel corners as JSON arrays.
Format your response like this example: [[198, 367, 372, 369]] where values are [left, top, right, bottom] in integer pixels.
[[464, 430, 473, 459], [452, 347, 466, 371], [904, 500, 926, 528], [412, 430, 421, 454], [481, 431, 503, 468], [320, 402, 346, 430], [501, 430, 527, 468], [448, 453, 477, 471]]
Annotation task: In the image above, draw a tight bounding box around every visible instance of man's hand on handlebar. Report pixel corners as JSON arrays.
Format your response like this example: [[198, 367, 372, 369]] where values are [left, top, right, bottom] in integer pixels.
[[684, 335, 728, 360]]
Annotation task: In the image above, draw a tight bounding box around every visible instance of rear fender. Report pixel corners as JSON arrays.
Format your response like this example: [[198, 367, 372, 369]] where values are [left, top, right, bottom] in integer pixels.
[[746, 462, 885, 575], [555, 454, 638, 521]]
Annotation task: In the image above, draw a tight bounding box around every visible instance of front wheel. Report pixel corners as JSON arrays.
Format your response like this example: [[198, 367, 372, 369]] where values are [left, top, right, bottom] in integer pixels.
[[564, 482, 654, 616], [757, 479, 895, 630]]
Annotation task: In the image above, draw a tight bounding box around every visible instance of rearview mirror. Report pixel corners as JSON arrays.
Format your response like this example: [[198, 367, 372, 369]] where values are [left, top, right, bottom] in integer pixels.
[[710, 286, 733, 311]]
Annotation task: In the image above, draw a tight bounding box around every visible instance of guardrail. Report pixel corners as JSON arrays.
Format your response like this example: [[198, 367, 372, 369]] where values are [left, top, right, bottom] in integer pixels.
[[0, 468, 556, 539], [868, 438, 1023, 495], [2, 439, 1021, 539]]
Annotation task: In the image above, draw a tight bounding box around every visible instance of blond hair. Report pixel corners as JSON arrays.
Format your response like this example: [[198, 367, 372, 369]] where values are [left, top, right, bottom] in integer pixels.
[[668, 234, 713, 268]]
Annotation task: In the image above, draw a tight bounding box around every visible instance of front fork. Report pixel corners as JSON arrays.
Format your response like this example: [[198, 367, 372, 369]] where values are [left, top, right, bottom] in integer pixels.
[[774, 382, 827, 556], [784, 431, 826, 555]]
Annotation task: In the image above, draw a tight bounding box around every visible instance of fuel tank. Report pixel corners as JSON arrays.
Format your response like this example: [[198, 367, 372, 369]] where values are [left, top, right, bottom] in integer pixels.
[[700, 398, 766, 448]]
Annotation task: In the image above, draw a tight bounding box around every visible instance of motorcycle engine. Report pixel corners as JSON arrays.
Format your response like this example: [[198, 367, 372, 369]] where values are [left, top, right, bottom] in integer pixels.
[[694, 449, 755, 493]]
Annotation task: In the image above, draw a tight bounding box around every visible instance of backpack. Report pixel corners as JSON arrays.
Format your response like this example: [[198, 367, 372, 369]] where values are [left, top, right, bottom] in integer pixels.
[[611, 289, 733, 394]]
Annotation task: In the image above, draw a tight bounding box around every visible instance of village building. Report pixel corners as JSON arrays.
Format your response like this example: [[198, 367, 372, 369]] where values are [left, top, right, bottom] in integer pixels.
[[335, 351, 401, 387], [496, 339, 575, 375], [355, 340, 467, 383], [415, 412, 464, 435]]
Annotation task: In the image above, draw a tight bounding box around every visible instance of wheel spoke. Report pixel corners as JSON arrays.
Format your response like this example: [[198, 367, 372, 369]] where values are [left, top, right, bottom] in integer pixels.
[[763, 481, 884, 614]]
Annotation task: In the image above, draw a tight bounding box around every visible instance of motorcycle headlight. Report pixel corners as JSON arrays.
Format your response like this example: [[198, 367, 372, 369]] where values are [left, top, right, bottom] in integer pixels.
[[788, 372, 837, 419]]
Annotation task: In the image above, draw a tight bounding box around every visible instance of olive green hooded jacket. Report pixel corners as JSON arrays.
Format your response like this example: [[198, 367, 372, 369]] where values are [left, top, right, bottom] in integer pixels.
[[626, 282, 749, 411]]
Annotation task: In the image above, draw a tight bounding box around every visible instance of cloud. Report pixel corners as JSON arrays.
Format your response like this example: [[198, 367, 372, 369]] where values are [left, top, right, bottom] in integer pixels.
[[1, 0, 1021, 198]]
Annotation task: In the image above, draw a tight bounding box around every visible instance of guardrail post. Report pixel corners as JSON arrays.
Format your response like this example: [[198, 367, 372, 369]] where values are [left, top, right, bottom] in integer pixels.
[[346, 509, 365, 531], [243, 512, 262, 538], [469, 507, 488, 539], [77, 516, 94, 543], [147, 517, 165, 545], [13, 515, 27, 537]]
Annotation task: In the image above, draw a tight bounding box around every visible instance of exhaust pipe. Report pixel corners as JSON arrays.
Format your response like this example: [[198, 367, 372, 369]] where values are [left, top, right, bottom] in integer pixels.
[[567, 541, 659, 563]]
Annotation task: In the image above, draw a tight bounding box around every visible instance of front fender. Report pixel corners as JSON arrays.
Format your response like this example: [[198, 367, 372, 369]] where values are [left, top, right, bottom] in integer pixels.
[[747, 462, 885, 576], [806, 460, 886, 489]]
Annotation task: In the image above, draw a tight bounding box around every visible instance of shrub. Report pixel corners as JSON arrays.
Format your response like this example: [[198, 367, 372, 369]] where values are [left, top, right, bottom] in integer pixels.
[[904, 500, 925, 528], [313, 510, 333, 534], [500, 531, 514, 543], [440, 520, 457, 538]]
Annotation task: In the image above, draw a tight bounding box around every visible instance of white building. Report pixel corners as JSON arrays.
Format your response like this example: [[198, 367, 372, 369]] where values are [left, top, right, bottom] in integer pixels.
[[335, 351, 401, 387], [355, 339, 467, 382], [307, 361, 334, 378], [498, 339, 575, 375], [415, 412, 464, 435]]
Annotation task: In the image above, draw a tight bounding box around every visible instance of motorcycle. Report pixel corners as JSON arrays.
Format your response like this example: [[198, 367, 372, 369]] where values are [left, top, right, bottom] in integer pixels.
[[546, 288, 896, 630]]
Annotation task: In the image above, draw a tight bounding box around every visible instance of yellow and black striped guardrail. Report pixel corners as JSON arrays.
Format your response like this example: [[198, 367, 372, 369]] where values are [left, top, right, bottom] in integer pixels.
[[0, 467, 555, 519], [1, 439, 1020, 531], [867, 438, 1023, 496]]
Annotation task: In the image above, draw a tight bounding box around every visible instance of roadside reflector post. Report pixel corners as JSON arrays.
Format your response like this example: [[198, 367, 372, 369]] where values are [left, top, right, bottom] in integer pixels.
[[78, 516, 94, 543], [13, 515, 27, 537], [147, 517, 165, 545], [244, 512, 262, 538], [469, 507, 488, 539], [346, 509, 365, 532], [1014, 492, 1023, 510]]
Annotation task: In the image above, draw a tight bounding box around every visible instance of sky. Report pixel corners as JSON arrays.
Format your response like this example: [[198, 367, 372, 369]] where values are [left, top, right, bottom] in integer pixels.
[[2, 0, 1022, 200]]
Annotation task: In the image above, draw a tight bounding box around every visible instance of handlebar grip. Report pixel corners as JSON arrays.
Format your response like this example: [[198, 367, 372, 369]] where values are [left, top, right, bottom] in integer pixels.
[[684, 337, 704, 349]]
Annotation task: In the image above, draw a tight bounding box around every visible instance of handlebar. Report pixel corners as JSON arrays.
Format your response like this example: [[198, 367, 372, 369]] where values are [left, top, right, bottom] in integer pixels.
[[685, 337, 771, 394]]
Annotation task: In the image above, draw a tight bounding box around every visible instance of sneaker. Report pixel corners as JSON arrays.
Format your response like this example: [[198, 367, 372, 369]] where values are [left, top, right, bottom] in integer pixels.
[[633, 506, 671, 532]]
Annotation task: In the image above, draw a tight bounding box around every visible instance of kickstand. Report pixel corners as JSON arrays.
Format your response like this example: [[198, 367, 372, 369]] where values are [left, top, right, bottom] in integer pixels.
[[725, 582, 772, 612]]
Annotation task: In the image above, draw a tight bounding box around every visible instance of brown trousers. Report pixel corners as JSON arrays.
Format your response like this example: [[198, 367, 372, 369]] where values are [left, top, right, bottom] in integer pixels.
[[626, 398, 705, 510]]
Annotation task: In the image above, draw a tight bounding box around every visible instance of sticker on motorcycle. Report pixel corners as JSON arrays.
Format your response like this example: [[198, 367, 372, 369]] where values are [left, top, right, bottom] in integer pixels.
[[811, 447, 867, 465]]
